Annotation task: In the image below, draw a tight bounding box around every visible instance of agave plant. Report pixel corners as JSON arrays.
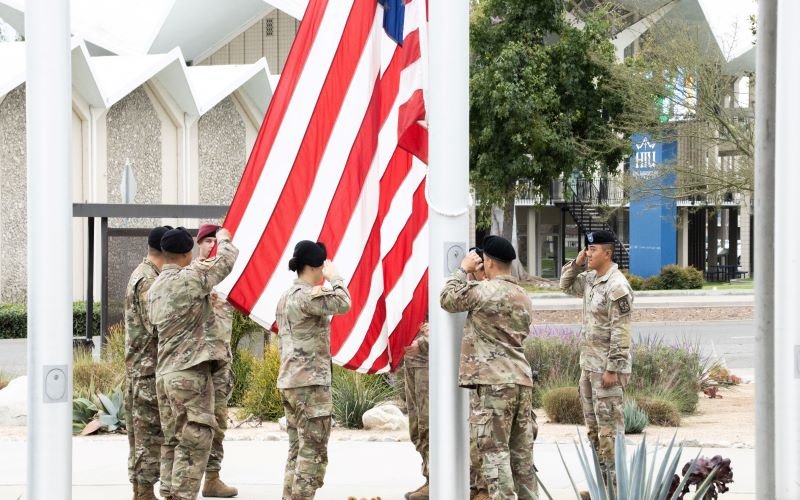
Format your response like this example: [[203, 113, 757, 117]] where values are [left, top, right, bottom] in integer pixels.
[[624, 400, 649, 434], [96, 387, 126, 432], [553, 432, 725, 500]]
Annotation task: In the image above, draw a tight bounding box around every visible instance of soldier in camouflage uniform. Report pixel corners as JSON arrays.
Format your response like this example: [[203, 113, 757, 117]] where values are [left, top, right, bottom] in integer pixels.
[[403, 322, 429, 500], [560, 230, 633, 481], [148, 227, 239, 500], [275, 240, 351, 500], [125, 225, 171, 500], [466, 248, 489, 500], [195, 223, 238, 498], [440, 235, 538, 500]]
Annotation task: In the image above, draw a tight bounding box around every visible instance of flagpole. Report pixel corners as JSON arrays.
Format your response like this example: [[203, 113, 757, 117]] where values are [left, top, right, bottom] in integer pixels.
[[25, 0, 73, 497], [428, 1, 470, 498], [754, 0, 776, 497], [773, 0, 800, 497]]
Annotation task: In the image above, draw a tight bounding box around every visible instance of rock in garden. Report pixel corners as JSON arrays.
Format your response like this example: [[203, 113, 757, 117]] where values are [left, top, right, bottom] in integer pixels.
[[0, 376, 27, 426], [361, 404, 408, 431]]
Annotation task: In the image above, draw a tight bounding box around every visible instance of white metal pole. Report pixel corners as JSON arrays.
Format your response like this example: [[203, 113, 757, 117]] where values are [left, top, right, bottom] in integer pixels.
[[773, 1, 800, 497], [428, 0, 470, 498], [25, 0, 73, 498], [754, 0, 777, 497]]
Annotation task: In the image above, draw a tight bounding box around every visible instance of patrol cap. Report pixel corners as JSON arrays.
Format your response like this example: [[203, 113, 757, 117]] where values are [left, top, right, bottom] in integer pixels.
[[481, 235, 516, 263], [196, 223, 220, 242], [292, 240, 327, 268], [161, 227, 194, 254], [147, 225, 173, 251], [585, 230, 616, 246]]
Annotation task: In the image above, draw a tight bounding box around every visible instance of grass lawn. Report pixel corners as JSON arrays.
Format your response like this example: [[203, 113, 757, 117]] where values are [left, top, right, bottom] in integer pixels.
[[702, 280, 753, 290]]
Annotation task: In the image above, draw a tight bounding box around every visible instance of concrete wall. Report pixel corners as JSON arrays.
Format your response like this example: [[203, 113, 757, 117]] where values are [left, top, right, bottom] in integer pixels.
[[0, 86, 28, 302], [198, 96, 247, 207]]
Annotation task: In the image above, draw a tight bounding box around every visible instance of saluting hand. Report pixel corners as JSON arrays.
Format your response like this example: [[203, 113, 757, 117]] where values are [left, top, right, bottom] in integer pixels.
[[575, 248, 588, 267], [322, 260, 340, 281], [460, 251, 482, 273]]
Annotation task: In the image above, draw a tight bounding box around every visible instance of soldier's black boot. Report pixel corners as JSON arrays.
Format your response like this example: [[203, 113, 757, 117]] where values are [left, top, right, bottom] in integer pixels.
[[202, 471, 238, 497]]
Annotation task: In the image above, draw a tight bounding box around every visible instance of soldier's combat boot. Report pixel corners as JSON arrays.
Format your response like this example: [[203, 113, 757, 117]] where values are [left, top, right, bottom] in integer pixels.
[[407, 483, 429, 500], [202, 471, 238, 497], [134, 483, 158, 500]]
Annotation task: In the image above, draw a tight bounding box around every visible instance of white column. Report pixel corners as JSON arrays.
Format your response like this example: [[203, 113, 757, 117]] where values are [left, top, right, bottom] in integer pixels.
[[428, 0, 470, 498], [773, 1, 799, 497], [527, 208, 538, 276], [25, 0, 73, 498]]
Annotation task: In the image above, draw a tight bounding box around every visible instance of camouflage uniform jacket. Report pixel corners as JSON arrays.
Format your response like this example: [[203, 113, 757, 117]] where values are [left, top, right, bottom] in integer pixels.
[[194, 256, 235, 364], [275, 276, 351, 390], [560, 261, 633, 374], [149, 239, 239, 376], [125, 259, 160, 378], [439, 269, 534, 388], [404, 323, 429, 369]]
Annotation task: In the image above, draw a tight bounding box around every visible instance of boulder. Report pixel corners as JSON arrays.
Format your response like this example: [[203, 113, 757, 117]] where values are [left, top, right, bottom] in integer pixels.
[[0, 376, 27, 426], [362, 404, 408, 431]]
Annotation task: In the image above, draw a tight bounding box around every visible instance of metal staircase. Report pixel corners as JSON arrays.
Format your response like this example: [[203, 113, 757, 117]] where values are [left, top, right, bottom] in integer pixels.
[[556, 178, 630, 269]]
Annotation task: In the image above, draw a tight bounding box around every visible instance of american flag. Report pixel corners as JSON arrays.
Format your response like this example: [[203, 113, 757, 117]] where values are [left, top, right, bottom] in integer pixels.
[[216, 0, 429, 373]]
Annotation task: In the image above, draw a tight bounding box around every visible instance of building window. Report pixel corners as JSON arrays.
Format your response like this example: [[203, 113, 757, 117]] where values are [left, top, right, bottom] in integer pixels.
[[265, 18, 274, 37]]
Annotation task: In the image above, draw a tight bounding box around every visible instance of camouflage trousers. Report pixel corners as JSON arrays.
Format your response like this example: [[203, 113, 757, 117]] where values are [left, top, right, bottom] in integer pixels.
[[469, 389, 487, 493], [404, 365, 429, 479], [157, 361, 217, 500], [206, 362, 232, 473], [579, 370, 629, 472], [125, 374, 163, 486], [470, 384, 538, 500], [281, 385, 333, 500]]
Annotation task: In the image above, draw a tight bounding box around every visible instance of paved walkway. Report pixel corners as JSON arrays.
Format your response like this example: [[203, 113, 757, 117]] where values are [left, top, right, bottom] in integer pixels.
[[0, 435, 755, 499]]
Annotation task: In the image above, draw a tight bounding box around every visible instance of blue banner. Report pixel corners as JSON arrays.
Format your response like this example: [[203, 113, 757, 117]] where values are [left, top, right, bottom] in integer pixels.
[[629, 135, 677, 277]]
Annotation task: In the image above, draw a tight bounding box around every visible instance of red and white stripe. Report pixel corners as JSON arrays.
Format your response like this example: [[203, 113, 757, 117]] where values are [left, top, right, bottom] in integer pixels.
[[217, 0, 429, 373]]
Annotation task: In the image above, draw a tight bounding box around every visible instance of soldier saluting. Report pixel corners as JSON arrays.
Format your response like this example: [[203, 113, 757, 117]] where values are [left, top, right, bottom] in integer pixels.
[[275, 240, 351, 500], [440, 235, 538, 500], [560, 230, 634, 486]]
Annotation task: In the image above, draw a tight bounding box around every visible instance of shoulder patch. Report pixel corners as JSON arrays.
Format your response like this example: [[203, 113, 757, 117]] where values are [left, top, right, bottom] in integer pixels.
[[616, 296, 630, 313], [306, 285, 333, 298], [609, 286, 630, 302]]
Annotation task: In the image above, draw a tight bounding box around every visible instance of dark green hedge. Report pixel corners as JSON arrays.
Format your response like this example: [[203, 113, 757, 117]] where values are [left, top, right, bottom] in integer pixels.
[[0, 302, 100, 339]]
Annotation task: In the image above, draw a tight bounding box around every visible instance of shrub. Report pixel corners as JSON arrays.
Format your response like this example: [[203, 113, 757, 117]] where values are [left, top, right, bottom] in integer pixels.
[[0, 301, 100, 339], [229, 350, 255, 407], [73, 325, 127, 400], [241, 344, 283, 422], [542, 386, 584, 424], [660, 265, 704, 290], [332, 365, 396, 429], [629, 338, 703, 414], [524, 326, 582, 407], [636, 397, 681, 427], [624, 399, 648, 434]]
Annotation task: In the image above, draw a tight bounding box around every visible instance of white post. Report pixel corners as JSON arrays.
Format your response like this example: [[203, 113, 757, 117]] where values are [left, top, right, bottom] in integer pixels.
[[427, 0, 470, 498], [773, 1, 799, 497], [25, 0, 73, 498]]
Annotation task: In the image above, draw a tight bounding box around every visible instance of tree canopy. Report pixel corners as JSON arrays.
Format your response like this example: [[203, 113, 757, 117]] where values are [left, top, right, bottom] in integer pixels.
[[470, 0, 633, 235]]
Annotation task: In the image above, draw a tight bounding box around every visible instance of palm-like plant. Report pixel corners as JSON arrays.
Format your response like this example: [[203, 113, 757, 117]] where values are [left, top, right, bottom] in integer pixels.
[[546, 432, 725, 500]]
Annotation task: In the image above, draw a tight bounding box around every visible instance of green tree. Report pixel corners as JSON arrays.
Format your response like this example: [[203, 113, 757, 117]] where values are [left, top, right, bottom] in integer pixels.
[[470, 0, 633, 239]]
